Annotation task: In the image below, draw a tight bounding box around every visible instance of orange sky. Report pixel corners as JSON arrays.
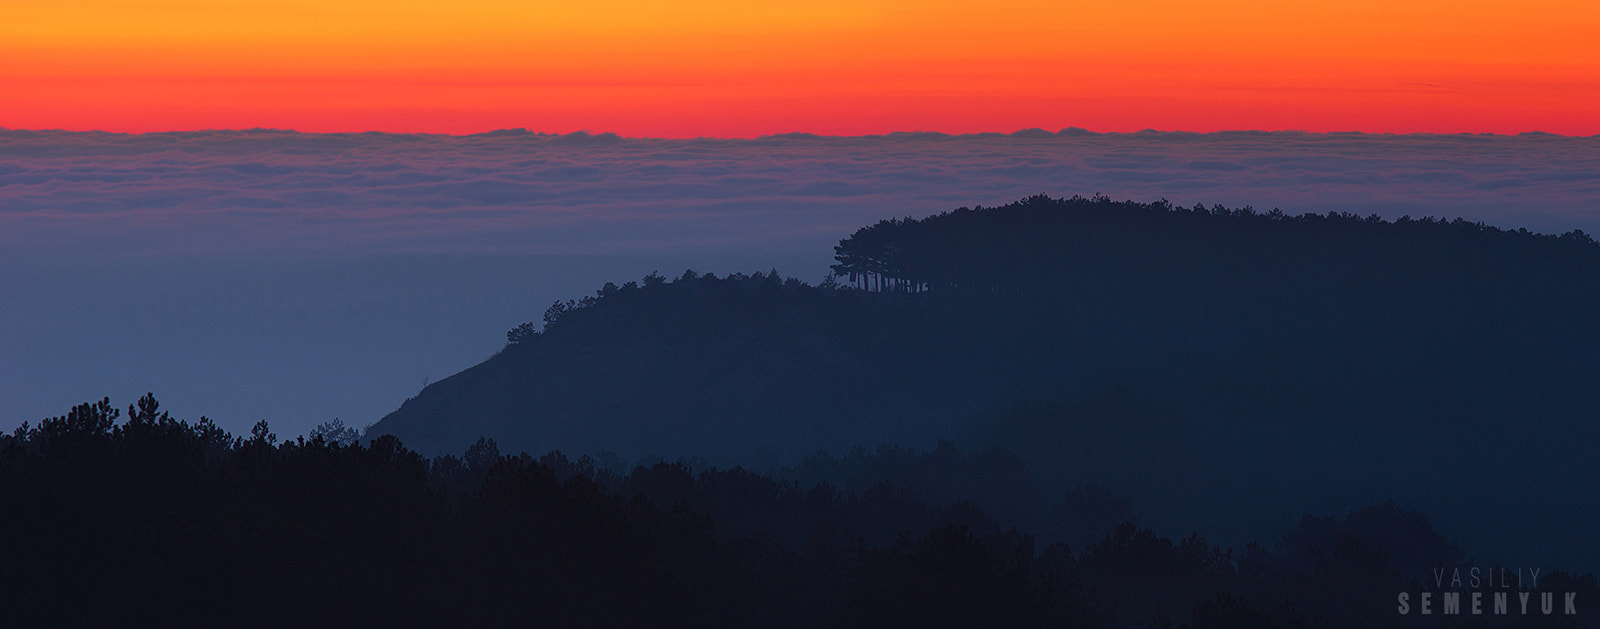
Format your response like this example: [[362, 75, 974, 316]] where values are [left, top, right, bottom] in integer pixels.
[[3, 0, 1596, 136]]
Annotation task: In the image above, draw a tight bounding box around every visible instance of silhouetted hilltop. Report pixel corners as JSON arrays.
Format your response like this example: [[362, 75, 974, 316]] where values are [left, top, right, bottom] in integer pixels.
[[372, 194, 1600, 454], [369, 195, 1600, 567]]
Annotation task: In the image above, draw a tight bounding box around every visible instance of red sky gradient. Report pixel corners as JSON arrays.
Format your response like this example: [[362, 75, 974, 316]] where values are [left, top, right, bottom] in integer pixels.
[[3, 0, 1597, 136]]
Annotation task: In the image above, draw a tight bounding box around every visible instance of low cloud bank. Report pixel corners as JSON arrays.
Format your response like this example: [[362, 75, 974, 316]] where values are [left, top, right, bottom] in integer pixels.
[[3, 128, 1597, 259]]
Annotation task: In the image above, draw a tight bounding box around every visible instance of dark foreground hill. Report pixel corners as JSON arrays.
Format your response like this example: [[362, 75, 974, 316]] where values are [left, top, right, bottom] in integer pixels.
[[8, 397, 1596, 627], [369, 195, 1600, 568]]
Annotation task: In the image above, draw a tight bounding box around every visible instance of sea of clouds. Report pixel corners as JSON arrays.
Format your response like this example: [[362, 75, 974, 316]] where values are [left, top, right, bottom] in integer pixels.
[[3, 127, 1598, 444], [4, 127, 1597, 260]]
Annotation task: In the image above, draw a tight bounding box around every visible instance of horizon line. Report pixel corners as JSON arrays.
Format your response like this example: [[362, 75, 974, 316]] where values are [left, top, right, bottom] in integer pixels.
[[3, 126, 1596, 141]]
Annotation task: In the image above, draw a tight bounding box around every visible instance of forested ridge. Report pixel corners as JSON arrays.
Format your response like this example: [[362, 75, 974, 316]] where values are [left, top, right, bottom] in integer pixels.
[[378, 194, 1600, 461], [6, 395, 1595, 627], [367, 195, 1600, 573], [831, 194, 1599, 294]]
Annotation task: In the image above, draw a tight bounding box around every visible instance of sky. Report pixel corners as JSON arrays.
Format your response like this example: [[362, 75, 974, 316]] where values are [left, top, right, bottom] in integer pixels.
[[3, 0, 1598, 136]]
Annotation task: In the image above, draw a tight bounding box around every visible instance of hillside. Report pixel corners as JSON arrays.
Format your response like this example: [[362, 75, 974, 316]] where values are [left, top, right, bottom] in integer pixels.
[[369, 272, 994, 464], [368, 194, 1600, 566]]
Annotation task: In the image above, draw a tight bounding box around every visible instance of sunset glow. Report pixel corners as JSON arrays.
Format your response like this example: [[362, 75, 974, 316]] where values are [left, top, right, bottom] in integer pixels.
[[3, 0, 1597, 135]]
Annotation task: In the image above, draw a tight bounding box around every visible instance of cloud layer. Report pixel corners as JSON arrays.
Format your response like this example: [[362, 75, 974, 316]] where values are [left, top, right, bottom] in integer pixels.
[[4, 128, 1598, 260]]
